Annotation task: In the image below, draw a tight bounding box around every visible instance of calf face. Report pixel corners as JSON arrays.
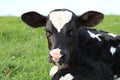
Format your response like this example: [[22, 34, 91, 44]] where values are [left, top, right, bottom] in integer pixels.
[[21, 9, 104, 65]]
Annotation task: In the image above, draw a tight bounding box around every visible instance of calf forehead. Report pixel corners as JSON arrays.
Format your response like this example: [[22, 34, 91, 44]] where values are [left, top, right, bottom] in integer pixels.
[[49, 10, 73, 32]]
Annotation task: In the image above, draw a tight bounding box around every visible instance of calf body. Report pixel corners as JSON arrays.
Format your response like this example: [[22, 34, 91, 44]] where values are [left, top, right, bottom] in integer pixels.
[[52, 60, 113, 80], [21, 9, 120, 80], [78, 27, 120, 77]]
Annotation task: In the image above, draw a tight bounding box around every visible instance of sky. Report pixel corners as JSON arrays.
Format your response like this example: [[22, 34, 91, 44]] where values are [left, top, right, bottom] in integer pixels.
[[0, 0, 120, 16]]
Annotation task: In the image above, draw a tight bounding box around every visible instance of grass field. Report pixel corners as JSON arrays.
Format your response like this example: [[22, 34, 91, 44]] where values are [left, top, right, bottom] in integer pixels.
[[0, 15, 120, 80]]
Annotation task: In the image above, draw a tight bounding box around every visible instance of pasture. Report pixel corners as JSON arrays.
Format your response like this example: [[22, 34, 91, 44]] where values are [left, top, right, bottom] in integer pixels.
[[0, 15, 120, 80]]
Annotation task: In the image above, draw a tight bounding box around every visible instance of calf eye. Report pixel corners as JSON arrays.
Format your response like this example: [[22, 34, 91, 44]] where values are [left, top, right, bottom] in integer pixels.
[[46, 30, 52, 37], [67, 30, 75, 37]]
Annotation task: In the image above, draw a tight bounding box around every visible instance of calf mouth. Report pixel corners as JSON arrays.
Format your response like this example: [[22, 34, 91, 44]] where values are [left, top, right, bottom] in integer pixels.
[[57, 63, 68, 70], [49, 55, 69, 71]]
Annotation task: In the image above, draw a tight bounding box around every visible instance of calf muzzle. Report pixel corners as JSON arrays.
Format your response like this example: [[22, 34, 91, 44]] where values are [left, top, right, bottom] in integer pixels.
[[50, 48, 63, 63]]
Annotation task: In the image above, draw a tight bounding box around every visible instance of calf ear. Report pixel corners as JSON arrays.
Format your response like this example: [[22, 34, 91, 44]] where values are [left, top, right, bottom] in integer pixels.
[[21, 11, 47, 28], [78, 11, 104, 27]]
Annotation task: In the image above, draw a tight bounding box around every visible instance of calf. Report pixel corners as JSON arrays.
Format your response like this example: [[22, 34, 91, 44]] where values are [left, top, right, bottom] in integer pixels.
[[21, 9, 118, 80]]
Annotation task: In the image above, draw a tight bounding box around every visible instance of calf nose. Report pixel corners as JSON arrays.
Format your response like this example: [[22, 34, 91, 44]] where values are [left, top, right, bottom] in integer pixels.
[[50, 48, 62, 63]]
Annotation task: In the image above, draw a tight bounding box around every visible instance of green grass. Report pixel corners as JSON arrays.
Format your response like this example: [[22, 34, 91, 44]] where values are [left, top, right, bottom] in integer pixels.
[[96, 15, 120, 34], [0, 15, 120, 80], [0, 16, 52, 80]]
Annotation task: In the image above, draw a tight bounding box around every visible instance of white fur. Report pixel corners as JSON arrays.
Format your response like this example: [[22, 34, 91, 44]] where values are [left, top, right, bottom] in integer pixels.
[[110, 46, 116, 55], [87, 30, 102, 41], [114, 75, 120, 80], [59, 73, 74, 80], [108, 33, 117, 37], [50, 66, 59, 76], [50, 11, 72, 32], [116, 77, 120, 80], [114, 75, 118, 80]]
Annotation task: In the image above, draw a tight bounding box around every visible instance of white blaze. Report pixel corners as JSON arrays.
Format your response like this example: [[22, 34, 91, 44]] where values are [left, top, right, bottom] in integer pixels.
[[49, 11, 72, 32]]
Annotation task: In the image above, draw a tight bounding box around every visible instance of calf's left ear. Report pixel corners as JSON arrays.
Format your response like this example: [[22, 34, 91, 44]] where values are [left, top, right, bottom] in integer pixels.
[[21, 11, 47, 28], [78, 11, 104, 27]]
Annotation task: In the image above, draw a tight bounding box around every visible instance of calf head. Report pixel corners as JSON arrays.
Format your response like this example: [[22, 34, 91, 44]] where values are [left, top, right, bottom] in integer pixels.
[[21, 9, 104, 66]]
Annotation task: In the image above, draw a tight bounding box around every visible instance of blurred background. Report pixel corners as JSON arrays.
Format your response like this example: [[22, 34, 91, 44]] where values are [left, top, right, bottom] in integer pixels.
[[0, 0, 120, 80]]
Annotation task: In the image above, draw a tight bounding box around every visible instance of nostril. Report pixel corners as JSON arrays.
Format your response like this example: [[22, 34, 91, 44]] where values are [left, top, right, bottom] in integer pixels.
[[60, 54, 65, 59], [49, 55, 53, 63], [49, 55, 53, 59]]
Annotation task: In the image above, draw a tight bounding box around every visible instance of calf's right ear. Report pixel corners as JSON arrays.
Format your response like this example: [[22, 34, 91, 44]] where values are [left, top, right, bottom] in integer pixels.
[[21, 11, 47, 28]]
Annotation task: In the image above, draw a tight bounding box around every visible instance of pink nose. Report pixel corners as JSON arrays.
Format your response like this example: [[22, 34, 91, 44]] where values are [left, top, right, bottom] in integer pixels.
[[50, 48, 62, 63]]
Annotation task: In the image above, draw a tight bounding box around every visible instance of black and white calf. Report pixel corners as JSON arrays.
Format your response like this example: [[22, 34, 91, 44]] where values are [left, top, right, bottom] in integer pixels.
[[21, 9, 120, 80]]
